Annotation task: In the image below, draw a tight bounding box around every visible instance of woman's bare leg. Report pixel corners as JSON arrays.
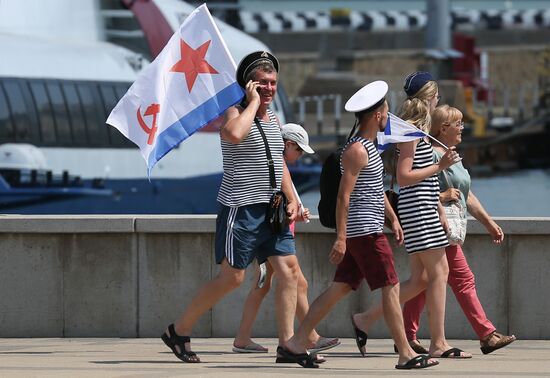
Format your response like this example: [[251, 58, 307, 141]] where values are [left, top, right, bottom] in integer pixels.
[[233, 262, 273, 348]]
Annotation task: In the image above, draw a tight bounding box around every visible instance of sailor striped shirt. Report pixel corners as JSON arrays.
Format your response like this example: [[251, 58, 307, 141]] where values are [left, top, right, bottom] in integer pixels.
[[217, 109, 284, 207], [341, 137, 385, 238]]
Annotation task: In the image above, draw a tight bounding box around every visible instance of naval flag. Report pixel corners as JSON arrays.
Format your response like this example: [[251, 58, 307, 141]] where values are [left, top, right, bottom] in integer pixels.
[[106, 4, 244, 176], [376, 113, 427, 153]]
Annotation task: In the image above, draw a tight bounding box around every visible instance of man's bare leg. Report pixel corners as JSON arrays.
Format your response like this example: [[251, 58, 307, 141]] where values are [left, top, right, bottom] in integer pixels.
[[286, 282, 352, 353], [294, 266, 323, 345], [268, 254, 299, 346], [352, 257, 428, 333], [169, 259, 245, 357]]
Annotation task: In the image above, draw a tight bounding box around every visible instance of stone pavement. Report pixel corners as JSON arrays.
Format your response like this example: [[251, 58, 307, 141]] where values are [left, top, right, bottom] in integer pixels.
[[0, 338, 548, 377]]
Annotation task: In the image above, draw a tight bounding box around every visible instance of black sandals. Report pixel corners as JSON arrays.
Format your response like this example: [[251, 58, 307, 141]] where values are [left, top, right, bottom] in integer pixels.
[[395, 355, 439, 370], [161, 324, 200, 363], [276, 346, 325, 364], [350, 315, 368, 356], [276, 346, 319, 368]]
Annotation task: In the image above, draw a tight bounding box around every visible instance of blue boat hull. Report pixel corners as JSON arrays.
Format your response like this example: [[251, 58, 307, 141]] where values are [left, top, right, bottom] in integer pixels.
[[0, 166, 321, 214]]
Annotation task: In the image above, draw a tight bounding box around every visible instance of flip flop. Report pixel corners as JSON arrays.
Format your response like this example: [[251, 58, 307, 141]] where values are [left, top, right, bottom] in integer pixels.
[[435, 347, 472, 359], [395, 355, 439, 370], [232, 341, 268, 353], [276, 346, 319, 368], [350, 314, 368, 357], [308, 337, 341, 353], [394, 340, 429, 354]]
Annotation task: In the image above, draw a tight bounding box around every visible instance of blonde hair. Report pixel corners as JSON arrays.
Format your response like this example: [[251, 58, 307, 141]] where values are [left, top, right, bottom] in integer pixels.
[[430, 105, 463, 137], [399, 81, 438, 133]]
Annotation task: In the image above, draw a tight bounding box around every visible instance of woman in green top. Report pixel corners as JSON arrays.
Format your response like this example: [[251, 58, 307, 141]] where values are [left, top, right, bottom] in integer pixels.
[[401, 104, 516, 355]]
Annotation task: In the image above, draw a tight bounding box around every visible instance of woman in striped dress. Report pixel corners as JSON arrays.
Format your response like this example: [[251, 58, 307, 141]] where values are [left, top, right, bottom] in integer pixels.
[[351, 73, 470, 359], [395, 72, 471, 358], [402, 105, 515, 355]]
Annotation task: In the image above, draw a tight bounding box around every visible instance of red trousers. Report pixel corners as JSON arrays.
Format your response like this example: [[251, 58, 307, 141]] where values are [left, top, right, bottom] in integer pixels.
[[402, 244, 496, 341]]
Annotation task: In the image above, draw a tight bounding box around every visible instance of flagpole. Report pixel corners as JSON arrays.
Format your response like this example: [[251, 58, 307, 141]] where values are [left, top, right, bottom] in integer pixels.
[[291, 182, 309, 223], [425, 133, 449, 150]]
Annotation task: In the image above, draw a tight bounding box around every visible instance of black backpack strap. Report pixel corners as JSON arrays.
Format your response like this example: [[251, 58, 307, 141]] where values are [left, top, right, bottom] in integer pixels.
[[254, 117, 276, 189], [346, 119, 359, 142]]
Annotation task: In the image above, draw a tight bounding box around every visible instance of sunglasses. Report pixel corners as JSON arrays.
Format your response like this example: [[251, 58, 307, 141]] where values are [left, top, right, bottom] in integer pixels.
[[443, 120, 464, 128]]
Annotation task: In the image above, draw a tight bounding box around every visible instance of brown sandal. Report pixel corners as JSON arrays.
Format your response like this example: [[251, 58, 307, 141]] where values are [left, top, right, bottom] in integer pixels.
[[480, 331, 516, 355]]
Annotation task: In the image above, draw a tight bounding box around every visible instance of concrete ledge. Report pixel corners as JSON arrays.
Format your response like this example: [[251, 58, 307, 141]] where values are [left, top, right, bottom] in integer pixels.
[[482, 217, 550, 235], [0, 216, 549, 338], [135, 215, 216, 233], [0, 215, 136, 233], [1, 215, 548, 235]]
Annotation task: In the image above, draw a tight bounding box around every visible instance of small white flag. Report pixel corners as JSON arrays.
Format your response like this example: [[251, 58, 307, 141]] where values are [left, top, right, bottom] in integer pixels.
[[106, 4, 244, 176], [376, 113, 427, 153]]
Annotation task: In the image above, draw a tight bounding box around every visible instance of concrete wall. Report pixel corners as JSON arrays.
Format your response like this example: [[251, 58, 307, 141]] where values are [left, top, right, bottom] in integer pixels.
[[0, 216, 548, 339]]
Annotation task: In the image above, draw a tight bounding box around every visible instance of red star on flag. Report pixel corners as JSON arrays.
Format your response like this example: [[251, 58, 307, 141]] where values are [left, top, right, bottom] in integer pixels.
[[170, 39, 219, 92]]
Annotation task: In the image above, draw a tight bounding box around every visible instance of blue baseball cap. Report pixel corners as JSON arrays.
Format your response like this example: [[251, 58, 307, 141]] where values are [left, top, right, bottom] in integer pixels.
[[403, 71, 434, 97]]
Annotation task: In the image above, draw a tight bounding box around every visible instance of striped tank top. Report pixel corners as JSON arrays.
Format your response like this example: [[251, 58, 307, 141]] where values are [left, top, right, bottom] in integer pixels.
[[217, 109, 284, 207], [341, 137, 385, 238]]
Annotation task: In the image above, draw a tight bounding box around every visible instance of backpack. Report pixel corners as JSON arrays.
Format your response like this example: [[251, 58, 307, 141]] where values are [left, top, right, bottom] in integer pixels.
[[318, 148, 344, 229], [318, 123, 359, 229]]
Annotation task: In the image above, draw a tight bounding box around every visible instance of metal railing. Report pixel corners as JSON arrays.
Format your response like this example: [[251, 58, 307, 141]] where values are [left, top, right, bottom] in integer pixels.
[[479, 82, 539, 123], [291, 91, 404, 137], [294, 94, 342, 136]]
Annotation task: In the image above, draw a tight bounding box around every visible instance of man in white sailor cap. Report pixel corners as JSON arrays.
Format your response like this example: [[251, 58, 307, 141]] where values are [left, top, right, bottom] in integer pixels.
[[282, 81, 438, 370]]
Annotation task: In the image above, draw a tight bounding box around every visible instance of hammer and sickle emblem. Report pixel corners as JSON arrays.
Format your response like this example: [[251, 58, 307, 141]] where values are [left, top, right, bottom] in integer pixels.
[[136, 103, 160, 145]]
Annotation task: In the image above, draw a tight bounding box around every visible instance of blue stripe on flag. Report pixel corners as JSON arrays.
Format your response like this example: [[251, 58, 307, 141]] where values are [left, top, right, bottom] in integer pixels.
[[378, 142, 391, 152], [384, 117, 391, 135], [404, 131, 425, 137], [147, 82, 244, 175]]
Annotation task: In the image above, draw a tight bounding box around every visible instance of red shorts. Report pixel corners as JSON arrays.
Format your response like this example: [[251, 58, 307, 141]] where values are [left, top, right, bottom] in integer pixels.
[[333, 233, 399, 291]]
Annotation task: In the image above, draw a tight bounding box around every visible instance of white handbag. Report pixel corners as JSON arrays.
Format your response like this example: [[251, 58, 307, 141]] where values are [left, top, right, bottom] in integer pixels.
[[441, 169, 467, 245]]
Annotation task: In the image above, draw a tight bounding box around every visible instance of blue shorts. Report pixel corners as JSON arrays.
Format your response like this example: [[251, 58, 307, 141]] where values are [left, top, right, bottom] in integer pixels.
[[215, 202, 296, 269]]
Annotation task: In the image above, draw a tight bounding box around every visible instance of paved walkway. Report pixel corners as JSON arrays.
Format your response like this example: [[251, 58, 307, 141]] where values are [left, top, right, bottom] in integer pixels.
[[0, 338, 548, 377]]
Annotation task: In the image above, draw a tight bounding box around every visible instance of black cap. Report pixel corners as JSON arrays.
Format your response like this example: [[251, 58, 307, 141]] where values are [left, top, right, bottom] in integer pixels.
[[403, 71, 434, 97], [236, 51, 279, 88]]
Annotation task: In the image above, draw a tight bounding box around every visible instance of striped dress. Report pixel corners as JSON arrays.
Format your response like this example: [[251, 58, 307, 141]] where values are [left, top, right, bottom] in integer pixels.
[[398, 138, 449, 253], [341, 137, 385, 238], [217, 109, 284, 207]]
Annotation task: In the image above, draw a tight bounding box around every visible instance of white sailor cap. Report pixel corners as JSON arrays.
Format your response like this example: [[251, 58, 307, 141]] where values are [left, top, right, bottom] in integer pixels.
[[344, 80, 389, 113]]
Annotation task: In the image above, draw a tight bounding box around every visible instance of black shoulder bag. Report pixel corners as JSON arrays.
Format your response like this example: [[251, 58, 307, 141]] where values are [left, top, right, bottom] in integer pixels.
[[254, 118, 287, 234]]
